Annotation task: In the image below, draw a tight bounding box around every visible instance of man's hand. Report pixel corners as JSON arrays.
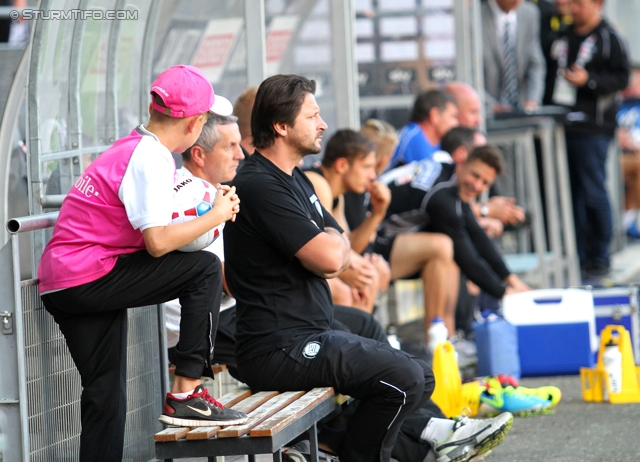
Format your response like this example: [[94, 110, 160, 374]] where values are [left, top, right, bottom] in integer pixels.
[[524, 100, 538, 112], [366, 253, 390, 291], [487, 196, 525, 225], [477, 217, 504, 238], [339, 254, 376, 290], [493, 103, 515, 113], [368, 181, 391, 218], [504, 274, 531, 295], [565, 64, 589, 87]]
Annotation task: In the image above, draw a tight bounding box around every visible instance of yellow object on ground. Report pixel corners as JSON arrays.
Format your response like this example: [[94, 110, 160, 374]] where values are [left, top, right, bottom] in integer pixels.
[[431, 341, 464, 418]]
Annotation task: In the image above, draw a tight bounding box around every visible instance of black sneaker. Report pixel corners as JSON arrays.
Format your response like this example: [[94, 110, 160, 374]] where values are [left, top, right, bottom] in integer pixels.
[[159, 385, 248, 427]]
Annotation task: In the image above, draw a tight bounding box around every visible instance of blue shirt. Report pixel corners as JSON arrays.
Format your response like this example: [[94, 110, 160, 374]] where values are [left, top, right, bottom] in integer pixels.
[[387, 122, 439, 170], [617, 98, 640, 148]]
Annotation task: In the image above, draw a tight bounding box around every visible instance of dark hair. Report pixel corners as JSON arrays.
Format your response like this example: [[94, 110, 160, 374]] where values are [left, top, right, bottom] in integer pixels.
[[466, 145, 504, 176], [234, 86, 258, 141], [182, 114, 238, 162], [251, 75, 316, 149], [441, 127, 477, 155], [322, 129, 376, 168], [410, 89, 457, 123]]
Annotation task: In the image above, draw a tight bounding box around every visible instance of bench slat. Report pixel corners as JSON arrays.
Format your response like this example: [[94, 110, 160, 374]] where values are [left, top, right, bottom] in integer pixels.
[[218, 387, 252, 408], [155, 427, 190, 442], [186, 426, 220, 440], [231, 390, 279, 414], [211, 364, 227, 374], [250, 387, 334, 437], [217, 391, 305, 438]]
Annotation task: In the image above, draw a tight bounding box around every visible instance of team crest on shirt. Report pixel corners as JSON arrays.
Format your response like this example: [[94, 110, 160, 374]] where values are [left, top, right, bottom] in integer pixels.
[[411, 160, 442, 191], [303, 341, 321, 359], [309, 194, 323, 217]]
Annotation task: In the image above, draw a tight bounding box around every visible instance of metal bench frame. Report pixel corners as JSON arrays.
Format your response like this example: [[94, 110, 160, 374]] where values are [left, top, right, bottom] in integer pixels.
[[156, 392, 341, 462]]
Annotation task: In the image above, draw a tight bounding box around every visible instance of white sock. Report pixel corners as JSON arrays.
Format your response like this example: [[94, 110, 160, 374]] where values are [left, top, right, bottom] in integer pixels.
[[172, 389, 195, 399], [421, 418, 455, 443]]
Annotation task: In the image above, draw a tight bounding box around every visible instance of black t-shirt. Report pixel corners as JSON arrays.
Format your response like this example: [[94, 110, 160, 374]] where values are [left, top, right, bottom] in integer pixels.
[[225, 152, 343, 363], [343, 192, 368, 230], [377, 159, 508, 298]]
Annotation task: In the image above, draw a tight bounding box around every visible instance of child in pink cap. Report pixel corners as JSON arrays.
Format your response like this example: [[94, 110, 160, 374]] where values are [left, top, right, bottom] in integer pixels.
[[38, 65, 247, 462]]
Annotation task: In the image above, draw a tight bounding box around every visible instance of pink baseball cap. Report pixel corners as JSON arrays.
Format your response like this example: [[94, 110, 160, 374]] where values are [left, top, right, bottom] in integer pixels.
[[150, 65, 233, 118]]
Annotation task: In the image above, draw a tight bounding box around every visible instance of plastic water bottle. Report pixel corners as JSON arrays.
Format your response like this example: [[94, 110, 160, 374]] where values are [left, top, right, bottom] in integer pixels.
[[602, 337, 623, 399], [386, 325, 401, 350], [427, 316, 448, 353]]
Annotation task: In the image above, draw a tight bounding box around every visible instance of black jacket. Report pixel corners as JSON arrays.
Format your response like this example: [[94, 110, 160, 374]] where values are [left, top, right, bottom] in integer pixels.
[[547, 19, 630, 137]]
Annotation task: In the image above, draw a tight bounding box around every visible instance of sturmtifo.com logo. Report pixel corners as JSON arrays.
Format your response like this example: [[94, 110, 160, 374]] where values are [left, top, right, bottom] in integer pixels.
[[10, 9, 139, 20]]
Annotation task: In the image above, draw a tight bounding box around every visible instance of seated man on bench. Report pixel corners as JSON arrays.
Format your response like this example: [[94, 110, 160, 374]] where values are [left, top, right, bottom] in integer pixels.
[[376, 146, 530, 309], [164, 112, 245, 377], [304, 129, 391, 313], [224, 74, 434, 462]]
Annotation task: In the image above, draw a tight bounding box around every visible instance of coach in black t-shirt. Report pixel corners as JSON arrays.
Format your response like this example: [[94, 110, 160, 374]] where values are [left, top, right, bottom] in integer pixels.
[[225, 75, 433, 462]]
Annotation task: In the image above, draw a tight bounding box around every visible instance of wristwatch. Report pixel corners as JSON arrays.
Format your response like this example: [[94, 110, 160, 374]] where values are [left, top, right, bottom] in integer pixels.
[[480, 204, 489, 217]]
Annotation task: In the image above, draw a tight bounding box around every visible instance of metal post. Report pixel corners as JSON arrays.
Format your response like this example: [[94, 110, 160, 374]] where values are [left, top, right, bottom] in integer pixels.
[[26, 0, 51, 274], [158, 303, 170, 398], [522, 129, 551, 288], [331, 0, 359, 129], [105, 0, 127, 146], [244, 0, 266, 86], [554, 125, 581, 286], [308, 421, 319, 462], [64, 0, 89, 202], [0, 43, 29, 247], [538, 119, 564, 286], [454, 0, 470, 85], [0, 237, 28, 461], [140, 0, 162, 121], [470, 0, 487, 133]]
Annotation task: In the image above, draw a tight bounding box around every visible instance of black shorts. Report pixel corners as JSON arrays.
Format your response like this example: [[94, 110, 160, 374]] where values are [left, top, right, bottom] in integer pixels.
[[372, 234, 396, 262]]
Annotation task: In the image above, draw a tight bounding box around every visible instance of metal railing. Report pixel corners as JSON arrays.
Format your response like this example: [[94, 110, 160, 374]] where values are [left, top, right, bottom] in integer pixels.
[[487, 112, 581, 288], [1, 213, 165, 462]]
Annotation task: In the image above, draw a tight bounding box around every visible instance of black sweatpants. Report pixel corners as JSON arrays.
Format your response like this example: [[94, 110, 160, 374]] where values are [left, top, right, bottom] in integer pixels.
[[210, 304, 388, 381], [214, 305, 444, 461], [238, 330, 434, 462], [41, 250, 223, 462]]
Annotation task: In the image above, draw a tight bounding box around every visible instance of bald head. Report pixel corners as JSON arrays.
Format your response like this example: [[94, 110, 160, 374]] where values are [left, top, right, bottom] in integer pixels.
[[444, 82, 482, 129]]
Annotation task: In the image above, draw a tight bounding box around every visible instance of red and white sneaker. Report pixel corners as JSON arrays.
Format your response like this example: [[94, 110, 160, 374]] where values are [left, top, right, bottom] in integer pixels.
[[159, 385, 248, 427]]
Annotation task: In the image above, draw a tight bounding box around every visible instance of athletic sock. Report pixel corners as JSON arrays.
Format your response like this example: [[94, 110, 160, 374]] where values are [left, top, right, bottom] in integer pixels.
[[421, 417, 456, 443], [172, 389, 195, 399]]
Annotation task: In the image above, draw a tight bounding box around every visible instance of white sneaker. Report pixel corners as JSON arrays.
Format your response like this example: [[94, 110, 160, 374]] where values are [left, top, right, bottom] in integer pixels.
[[283, 440, 339, 462], [430, 413, 513, 462]]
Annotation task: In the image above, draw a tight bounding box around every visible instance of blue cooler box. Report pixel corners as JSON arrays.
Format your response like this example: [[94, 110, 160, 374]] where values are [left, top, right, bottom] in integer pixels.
[[591, 286, 640, 364], [503, 289, 597, 376]]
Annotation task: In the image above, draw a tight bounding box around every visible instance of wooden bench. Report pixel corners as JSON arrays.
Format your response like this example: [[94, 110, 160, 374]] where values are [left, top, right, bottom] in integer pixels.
[[155, 386, 345, 462]]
